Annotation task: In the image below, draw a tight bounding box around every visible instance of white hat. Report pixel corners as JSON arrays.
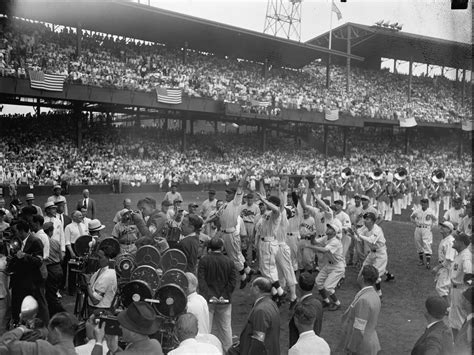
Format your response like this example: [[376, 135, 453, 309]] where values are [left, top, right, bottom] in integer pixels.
[[25, 193, 35, 200], [53, 184, 61, 190], [88, 219, 105, 232], [44, 201, 57, 209], [439, 221, 454, 231], [326, 222, 341, 234]]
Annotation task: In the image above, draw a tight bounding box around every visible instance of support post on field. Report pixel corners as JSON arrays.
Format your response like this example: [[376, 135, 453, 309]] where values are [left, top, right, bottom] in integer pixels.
[[323, 125, 329, 157], [181, 119, 187, 151]]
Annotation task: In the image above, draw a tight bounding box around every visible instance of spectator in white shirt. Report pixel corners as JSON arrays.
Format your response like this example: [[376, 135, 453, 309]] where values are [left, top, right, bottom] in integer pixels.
[[185, 272, 210, 334], [168, 313, 221, 355], [64, 211, 89, 259], [84, 245, 117, 313], [31, 214, 50, 261], [289, 303, 330, 355]]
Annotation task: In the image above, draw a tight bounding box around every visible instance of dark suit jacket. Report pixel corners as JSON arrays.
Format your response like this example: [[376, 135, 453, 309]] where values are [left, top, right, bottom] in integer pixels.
[[240, 296, 280, 355], [8, 234, 44, 289], [76, 198, 96, 219], [411, 320, 454, 355], [454, 315, 473, 355], [289, 293, 323, 347], [198, 252, 236, 302]]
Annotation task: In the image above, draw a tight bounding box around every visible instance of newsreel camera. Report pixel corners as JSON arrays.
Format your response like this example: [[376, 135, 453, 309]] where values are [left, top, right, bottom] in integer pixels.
[[115, 245, 189, 353]]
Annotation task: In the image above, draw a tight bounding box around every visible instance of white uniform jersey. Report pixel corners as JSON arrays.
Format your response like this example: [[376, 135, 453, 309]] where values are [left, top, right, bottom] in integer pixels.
[[437, 235, 456, 266], [443, 208, 465, 228], [411, 207, 437, 228]]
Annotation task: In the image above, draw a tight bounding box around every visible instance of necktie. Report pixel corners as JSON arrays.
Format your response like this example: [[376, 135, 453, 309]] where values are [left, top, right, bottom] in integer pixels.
[[83, 199, 87, 209]]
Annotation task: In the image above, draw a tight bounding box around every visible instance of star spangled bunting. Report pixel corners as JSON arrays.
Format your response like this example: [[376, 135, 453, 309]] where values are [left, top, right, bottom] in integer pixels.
[[156, 87, 182, 105], [29, 70, 66, 92]]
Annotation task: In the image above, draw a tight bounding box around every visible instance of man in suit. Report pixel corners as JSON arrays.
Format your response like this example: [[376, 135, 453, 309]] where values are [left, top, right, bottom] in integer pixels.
[[411, 296, 454, 355], [76, 189, 96, 219], [340, 265, 381, 355], [7, 220, 49, 325], [454, 286, 473, 355], [239, 277, 280, 355], [289, 272, 323, 347], [198, 237, 237, 351], [289, 303, 330, 355]]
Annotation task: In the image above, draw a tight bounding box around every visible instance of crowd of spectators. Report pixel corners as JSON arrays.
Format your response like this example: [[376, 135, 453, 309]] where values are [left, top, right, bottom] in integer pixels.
[[0, 112, 471, 189], [0, 18, 471, 124]]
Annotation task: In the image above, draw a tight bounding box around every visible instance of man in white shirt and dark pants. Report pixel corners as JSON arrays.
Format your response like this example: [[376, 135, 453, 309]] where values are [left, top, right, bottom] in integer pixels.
[[289, 302, 330, 355], [185, 272, 210, 334], [168, 313, 221, 355]]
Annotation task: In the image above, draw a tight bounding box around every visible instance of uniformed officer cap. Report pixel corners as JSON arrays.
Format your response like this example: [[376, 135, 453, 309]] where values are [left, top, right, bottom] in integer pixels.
[[425, 296, 448, 319]]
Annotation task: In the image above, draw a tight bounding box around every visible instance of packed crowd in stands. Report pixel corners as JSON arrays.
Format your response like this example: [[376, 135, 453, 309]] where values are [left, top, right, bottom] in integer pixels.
[[0, 18, 471, 123], [0, 112, 471, 188]]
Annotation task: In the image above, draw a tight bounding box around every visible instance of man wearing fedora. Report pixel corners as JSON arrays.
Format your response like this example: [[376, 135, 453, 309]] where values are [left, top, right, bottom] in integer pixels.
[[47, 185, 68, 216], [24, 193, 42, 216], [92, 301, 163, 355]]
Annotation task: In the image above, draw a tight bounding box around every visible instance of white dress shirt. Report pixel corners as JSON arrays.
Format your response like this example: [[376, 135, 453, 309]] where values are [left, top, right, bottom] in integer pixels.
[[65, 222, 89, 246], [288, 330, 330, 355], [44, 215, 65, 252], [88, 267, 117, 308], [187, 292, 210, 334], [75, 339, 108, 355], [34, 229, 50, 260], [168, 338, 221, 355]]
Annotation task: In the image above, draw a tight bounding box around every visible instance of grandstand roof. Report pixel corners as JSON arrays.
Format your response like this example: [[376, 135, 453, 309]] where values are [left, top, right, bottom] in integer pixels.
[[306, 23, 472, 71], [10, 0, 363, 68]]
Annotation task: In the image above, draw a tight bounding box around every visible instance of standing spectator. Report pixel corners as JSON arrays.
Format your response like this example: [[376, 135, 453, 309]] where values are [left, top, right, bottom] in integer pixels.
[[340, 265, 381, 355], [164, 184, 183, 205], [185, 272, 210, 334], [168, 313, 220, 355], [411, 296, 454, 355], [178, 214, 204, 274], [239, 277, 280, 355], [454, 287, 473, 355], [289, 272, 323, 348], [289, 303, 330, 355], [47, 185, 68, 216], [7, 220, 49, 326], [64, 211, 88, 295], [449, 233, 473, 336], [198, 237, 236, 351], [76, 189, 96, 219], [24, 193, 43, 216], [0, 238, 9, 335], [432, 221, 456, 300], [31, 214, 50, 279], [43, 201, 65, 254], [201, 189, 217, 236], [43, 222, 66, 318], [111, 209, 139, 254], [84, 245, 118, 314]]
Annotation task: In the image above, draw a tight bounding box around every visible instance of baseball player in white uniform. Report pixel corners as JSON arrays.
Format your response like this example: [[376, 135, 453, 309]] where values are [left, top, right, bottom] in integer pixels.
[[350, 212, 394, 297], [333, 200, 352, 262], [442, 197, 465, 231], [410, 198, 438, 269], [215, 167, 254, 288], [239, 193, 260, 265], [432, 221, 457, 300], [298, 207, 316, 272], [448, 233, 473, 334], [304, 222, 345, 311], [254, 192, 285, 299], [458, 202, 472, 236], [284, 191, 303, 272]]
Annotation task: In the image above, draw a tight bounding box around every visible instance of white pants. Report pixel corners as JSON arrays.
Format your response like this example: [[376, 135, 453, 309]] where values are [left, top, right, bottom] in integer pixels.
[[258, 239, 279, 282], [414, 228, 432, 255], [393, 198, 402, 215], [275, 243, 297, 288], [443, 196, 450, 211], [209, 303, 232, 351], [316, 263, 345, 294], [221, 231, 245, 271], [434, 267, 451, 297], [449, 285, 469, 330]]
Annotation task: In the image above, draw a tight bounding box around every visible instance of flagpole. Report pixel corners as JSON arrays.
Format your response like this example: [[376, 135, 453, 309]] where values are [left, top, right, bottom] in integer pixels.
[[329, 0, 333, 50], [326, 1, 333, 89]]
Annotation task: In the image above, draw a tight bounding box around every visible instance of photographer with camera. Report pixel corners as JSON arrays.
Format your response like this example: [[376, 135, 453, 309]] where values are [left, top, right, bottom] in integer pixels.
[[7, 220, 49, 326], [111, 209, 139, 254], [133, 198, 169, 252], [91, 301, 163, 355], [83, 244, 117, 315], [0, 311, 78, 354]]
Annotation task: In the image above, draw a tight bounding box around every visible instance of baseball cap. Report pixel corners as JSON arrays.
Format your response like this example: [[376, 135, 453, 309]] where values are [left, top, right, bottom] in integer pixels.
[[439, 221, 454, 231], [246, 193, 254, 199], [363, 212, 377, 221], [208, 189, 216, 194], [334, 200, 343, 206], [162, 200, 172, 207], [420, 198, 429, 203], [188, 202, 199, 208], [326, 222, 341, 234], [425, 296, 448, 319], [53, 184, 61, 190], [354, 194, 361, 199], [25, 193, 35, 201], [174, 198, 183, 203], [360, 195, 370, 201], [225, 187, 237, 194]]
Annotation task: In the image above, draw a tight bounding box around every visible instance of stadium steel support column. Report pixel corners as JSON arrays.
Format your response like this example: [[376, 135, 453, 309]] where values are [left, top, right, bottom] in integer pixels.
[[326, 55, 331, 89], [214, 121, 218, 134], [346, 25, 351, 93], [182, 119, 187, 151], [461, 69, 466, 104], [73, 102, 83, 149], [262, 126, 267, 151], [408, 59, 413, 102], [76, 22, 82, 57], [323, 125, 328, 156], [404, 128, 409, 154], [342, 127, 348, 156]]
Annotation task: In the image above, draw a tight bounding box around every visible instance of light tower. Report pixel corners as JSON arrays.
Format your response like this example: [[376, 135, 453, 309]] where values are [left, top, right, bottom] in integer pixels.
[[264, 0, 303, 41]]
